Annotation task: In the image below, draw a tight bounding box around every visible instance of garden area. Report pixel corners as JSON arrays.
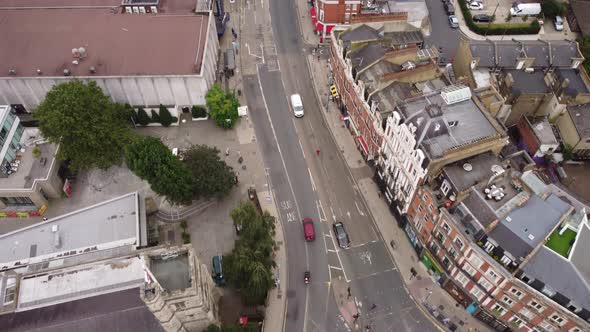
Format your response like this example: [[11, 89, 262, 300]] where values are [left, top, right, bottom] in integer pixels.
[[545, 227, 577, 258]]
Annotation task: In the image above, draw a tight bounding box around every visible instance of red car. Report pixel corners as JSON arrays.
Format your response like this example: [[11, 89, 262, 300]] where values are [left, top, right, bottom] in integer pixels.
[[302, 218, 315, 241]]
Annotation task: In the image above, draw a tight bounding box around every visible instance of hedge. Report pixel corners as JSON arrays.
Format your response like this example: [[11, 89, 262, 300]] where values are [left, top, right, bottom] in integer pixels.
[[191, 105, 208, 118], [158, 104, 176, 127], [137, 107, 151, 126], [458, 0, 541, 35], [150, 110, 161, 123]]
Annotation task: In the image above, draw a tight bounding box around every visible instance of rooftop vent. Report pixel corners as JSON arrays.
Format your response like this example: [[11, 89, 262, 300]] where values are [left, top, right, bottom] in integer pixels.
[[89, 66, 96, 74], [401, 61, 416, 71], [448, 120, 458, 127], [527, 234, 535, 241], [36, 69, 42, 75], [491, 164, 504, 175], [441, 85, 471, 105], [8, 69, 16, 76], [52, 225, 58, 233], [463, 163, 473, 172], [63, 69, 71, 76]]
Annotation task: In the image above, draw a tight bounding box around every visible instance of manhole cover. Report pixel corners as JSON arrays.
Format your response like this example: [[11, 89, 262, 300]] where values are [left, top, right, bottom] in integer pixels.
[[438, 305, 445, 311], [458, 320, 464, 326]]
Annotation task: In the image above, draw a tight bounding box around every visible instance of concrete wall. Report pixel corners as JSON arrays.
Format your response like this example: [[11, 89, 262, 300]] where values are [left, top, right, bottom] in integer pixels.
[[451, 37, 477, 89], [556, 111, 590, 157], [0, 13, 219, 112]]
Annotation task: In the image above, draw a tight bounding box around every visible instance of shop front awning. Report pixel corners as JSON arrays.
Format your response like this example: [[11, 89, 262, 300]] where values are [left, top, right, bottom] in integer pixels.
[[316, 22, 323, 33], [326, 25, 335, 35], [310, 6, 316, 18], [358, 135, 369, 155], [312, 17, 318, 26]]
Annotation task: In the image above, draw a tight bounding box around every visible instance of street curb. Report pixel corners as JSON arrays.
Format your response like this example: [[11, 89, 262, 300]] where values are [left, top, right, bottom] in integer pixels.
[[303, 56, 448, 332]]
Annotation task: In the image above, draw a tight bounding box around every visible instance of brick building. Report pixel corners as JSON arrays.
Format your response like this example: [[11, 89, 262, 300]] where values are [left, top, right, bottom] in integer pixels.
[[516, 116, 559, 159], [329, 23, 431, 162], [404, 149, 590, 332]]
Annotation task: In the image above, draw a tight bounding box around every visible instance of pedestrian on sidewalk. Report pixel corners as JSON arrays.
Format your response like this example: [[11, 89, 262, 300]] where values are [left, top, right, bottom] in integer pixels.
[[316, 149, 320, 156], [317, 55, 320, 62], [370, 303, 377, 310]]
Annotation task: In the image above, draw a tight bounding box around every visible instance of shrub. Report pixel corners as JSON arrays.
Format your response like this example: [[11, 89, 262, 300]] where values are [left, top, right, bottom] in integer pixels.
[[458, 0, 540, 35], [150, 110, 160, 123], [137, 107, 151, 126], [191, 105, 208, 118], [180, 220, 188, 230], [182, 231, 191, 244], [158, 104, 176, 127], [541, 0, 566, 18], [32, 147, 41, 158]]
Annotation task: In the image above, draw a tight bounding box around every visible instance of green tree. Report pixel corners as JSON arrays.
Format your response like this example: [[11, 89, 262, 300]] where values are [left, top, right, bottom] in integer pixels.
[[125, 136, 195, 205], [150, 110, 161, 123], [541, 0, 566, 18], [33, 80, 134, 171], [137, 107, 151, 126], [206, 84, 240, 129], [183, 145, 236, 199], [578, 36, 590, 74], [207, 324, 221, 332], [224, 203, 276, 304], [158, 105, 176, 127]]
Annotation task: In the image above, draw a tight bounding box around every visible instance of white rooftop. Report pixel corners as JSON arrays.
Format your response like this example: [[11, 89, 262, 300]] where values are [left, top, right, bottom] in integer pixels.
[[0, 192, 141, 270], [17, 256, 144, 311]]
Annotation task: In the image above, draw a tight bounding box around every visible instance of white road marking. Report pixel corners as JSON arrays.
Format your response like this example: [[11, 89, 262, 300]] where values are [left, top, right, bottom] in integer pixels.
[[324, 233, 332, 238], [308, 168, 316, 192], [317, 200, 327, 222], [360, 251, 372, 265], [245, 43, 263, 60], [355, 201, 365, 216], [330, 206, 336, 221], [346, 211, 351, 219], [326, 224, 350, 282], [327, 249, 337, 253], [329, 265, 343, 271], [299, 139, 306, 158]]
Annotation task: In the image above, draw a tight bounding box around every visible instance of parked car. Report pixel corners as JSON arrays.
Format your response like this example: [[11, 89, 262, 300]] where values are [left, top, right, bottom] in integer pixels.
[[333, 222, 350, 249], [302, 218, 316, 241], [448, 15, 459, 28], [290, 93, 304, 118], [554, 16, 564, 31], [444, 2, 455, 15], [468, 2, 484, 10], [473, 14, 493, 22]]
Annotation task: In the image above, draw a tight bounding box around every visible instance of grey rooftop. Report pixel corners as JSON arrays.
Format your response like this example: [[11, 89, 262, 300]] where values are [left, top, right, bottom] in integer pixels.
[[0, 192, 141, 269]]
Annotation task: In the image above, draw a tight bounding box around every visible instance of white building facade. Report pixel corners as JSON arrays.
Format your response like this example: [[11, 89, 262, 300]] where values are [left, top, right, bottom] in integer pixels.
[[377, 111, 427, 214]]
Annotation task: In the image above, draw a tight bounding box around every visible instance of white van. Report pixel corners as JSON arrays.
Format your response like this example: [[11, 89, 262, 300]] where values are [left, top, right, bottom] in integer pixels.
[[290, 94, 304, 117], [510, 3, 541, 16]]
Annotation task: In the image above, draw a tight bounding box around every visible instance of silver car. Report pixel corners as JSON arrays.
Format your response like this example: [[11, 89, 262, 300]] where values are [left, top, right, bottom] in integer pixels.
[[448, 15, 459, 29]]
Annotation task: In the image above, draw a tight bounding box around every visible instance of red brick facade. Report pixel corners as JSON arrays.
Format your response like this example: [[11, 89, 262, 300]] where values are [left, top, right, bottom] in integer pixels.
[[516, 117, 541, 157], [330, 40, 381, 160]]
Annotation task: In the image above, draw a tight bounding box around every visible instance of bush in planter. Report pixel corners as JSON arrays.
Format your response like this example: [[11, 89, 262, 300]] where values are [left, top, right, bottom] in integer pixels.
[[137, 107, 151, 126], [158, 105, 176, 127], [32, 147, 41, 158], [150, 110, 161, 123], [191, 105, 208, 118]]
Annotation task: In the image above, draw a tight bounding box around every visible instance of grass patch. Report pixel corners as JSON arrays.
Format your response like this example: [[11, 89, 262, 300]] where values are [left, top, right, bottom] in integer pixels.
[[545, 228, 577, 258]]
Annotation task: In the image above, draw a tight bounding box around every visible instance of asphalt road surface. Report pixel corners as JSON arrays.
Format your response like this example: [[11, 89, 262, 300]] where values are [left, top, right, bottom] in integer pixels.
[[239, 0, 441, 330], [425, 0, 461, 62]]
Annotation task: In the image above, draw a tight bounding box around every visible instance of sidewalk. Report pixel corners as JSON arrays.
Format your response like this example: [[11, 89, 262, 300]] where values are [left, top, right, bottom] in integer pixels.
[[259, 189, 288, 332], [294, 0, 323, 45], [304, 52, 493, 332]]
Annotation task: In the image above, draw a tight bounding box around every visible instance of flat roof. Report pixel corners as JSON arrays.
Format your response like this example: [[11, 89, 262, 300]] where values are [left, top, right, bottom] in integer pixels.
[[397, 92, 499, 159], [443, 152, 502, 193], [527, 117, 558, 145], [17, 256, 144, 311], [150, 253, 191, 291], [0, 192, 140, 269], [0, 9, 209, 77], [0, 288, 164, 332], [567, 103, 590, 140], [489, 194, 570, 262]]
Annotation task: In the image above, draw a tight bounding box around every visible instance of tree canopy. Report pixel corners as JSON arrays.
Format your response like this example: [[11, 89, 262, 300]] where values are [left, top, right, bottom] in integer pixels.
[[125, 136, 195, 205], [34, 80, 134, 170], [183, 145, 236, 199], [541, 0, 566, 18], [206, 84, 240, 129], [224, 202, 276, 304]]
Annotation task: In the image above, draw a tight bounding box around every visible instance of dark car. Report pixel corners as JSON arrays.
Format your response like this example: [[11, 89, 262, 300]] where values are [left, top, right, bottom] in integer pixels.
[[333, 222, 350, 249], [302, 218, 316, 241], [444, 2, 455, 15], [472, 14, 493, 23]]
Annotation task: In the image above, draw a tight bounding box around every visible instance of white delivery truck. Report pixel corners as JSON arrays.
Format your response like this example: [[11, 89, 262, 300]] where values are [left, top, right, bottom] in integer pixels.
[[510, 3, 541, 16]]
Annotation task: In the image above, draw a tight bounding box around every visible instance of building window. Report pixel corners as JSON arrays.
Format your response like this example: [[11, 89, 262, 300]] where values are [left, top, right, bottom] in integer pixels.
[[455, 237, 464, 250], [441, 179, 451, 195], [352, 4, 358, 11], [423, 214, 429, 224], [448, 246, 457, 259], [470, 286, 484, 300], [320, 9, 325, 21], [484, 241, 495, 253], [568, 327, 583, 332], [541, 285, 556, 297], [463, 263, 476, 276], [509, 315, 523, 327], [478, 277, 492, 291], [519, 307, 535, 320], [500, 255, 512, 266], [487, 269, 499, 282], [469, 254, 483, 268], [3, 278, 16, 305], [442, 222, 451, 234], [417, 204, 423, 213], [0, 196, 35, 207], [431, 242, 440, 254], [539, 320, 557, 332], [502, 295, 514, 306], [550, 314, 565, 326], [528, 300, 544, 312], [492, 303, 506, 315], [455, 272, 469, 286], [509, 287, 524, 299], [344, 13, 350, 23]]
